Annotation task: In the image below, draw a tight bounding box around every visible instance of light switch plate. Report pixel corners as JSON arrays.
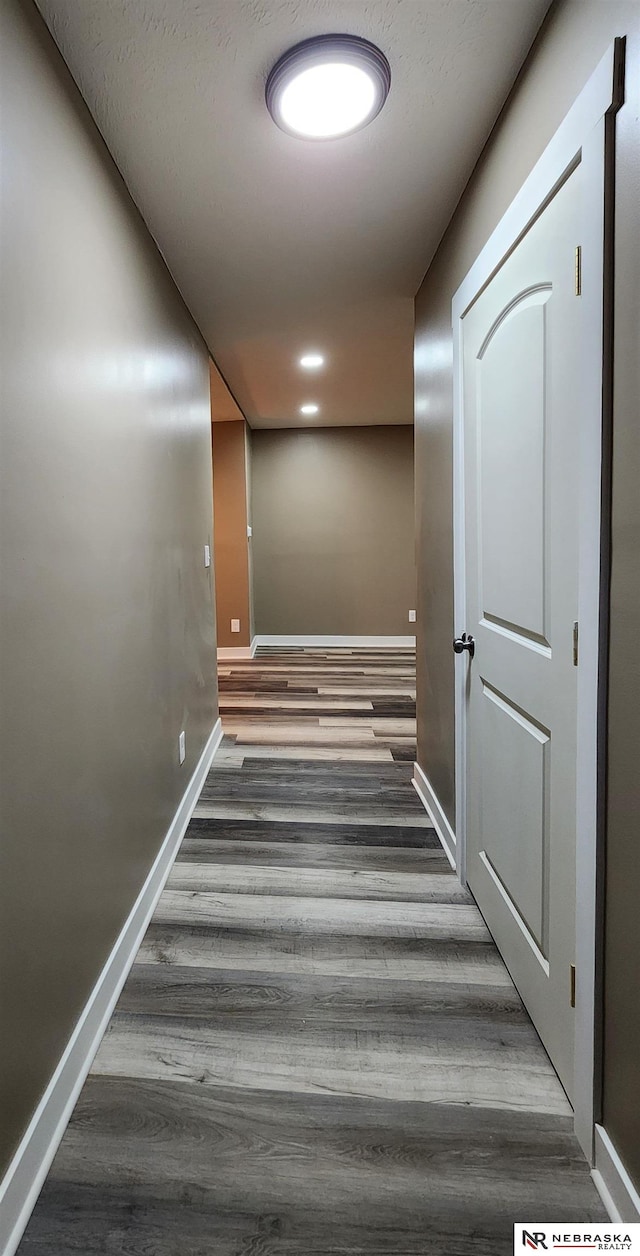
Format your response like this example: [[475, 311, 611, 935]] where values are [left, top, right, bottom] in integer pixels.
[[231, 618, 240, 633], [178, 731, 186, 764], [247, 525, 253, 538], [408, 610, 417, 623], [204, 544, 211, 568]]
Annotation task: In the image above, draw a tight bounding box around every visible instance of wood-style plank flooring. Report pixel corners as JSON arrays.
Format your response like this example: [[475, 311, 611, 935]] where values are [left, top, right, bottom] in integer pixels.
[[18, 647, 605, 1254]]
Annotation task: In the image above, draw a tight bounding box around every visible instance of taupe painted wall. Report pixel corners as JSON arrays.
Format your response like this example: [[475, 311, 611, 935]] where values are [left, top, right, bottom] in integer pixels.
[[0, 0, 218, 1174], [212, 419, 252, 648], [414, 0, 640, 1192], [245, 423, 256, 642], [252, 426, 415, 636]]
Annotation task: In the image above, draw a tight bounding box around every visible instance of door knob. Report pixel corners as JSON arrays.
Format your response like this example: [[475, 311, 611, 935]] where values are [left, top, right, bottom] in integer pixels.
[[453, 632, 475, 658]]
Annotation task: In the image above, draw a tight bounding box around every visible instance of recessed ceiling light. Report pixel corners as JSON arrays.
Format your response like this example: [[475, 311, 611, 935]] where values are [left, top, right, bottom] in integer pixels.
[[300, 403, 319, 415], [299, 353, 325, 369], [266, 35, 391, 140]]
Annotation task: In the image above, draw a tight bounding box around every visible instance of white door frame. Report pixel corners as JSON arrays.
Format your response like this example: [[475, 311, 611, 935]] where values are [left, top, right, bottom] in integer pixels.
[[452, 41, 623, 1160]]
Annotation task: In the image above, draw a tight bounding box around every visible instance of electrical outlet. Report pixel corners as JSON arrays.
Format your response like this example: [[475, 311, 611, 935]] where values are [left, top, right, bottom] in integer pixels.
[[204, 544, 211, 568], [408, 609, 417, 623], [231, 618, 240, 633], [178, 731, 186, 764]]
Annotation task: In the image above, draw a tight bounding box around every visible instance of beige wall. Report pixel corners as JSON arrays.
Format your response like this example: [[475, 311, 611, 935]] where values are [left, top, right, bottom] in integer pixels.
[[212, 419, 252, 648], [252, 426, 415, 636], [0, 0, 218, 1175], [209, 357, 245, 423], [414, 0, 640, 1192]]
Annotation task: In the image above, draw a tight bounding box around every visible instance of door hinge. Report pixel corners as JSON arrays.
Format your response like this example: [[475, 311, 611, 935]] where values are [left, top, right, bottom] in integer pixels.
[[570, 964, 577, 1008], [575, 245, 582, 296], [572, 621, 579, 666]]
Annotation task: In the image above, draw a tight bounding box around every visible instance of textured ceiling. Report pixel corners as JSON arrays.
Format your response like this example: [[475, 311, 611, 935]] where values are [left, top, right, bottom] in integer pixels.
[[36, 0, 551, 428]]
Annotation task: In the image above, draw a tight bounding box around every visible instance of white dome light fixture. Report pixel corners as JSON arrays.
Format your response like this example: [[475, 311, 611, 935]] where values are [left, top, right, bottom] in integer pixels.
[[266, 35, 391, 140], [300, 403, 319, 415], [299, 353, 325, 369]]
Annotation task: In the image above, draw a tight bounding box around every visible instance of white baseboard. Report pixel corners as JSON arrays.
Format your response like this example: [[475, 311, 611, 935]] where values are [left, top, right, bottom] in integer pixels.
[[592, 1124, 640, 1222], [412, 762, 457, 871], [255, 635, 416, 648], [217, 637, 257, 660], [0, 716, 223, 1256]]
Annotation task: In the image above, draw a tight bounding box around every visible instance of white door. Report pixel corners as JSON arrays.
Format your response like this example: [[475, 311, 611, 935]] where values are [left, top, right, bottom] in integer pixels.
[[460, 163, 582, 1098]]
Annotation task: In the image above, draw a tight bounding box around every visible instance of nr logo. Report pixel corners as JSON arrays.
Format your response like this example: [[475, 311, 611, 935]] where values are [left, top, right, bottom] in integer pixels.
[[522, 1235, 548, 1251]]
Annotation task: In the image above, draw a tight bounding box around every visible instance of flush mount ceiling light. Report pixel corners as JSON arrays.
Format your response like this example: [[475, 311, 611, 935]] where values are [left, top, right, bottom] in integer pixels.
[[299, 353, 325, 369], [266, 35, 391, 140], [300, 403, 319, 415]]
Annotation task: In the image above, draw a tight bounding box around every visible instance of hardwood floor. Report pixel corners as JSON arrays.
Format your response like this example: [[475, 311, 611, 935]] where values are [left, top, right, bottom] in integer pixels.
[[18, 648, 605, 1254]]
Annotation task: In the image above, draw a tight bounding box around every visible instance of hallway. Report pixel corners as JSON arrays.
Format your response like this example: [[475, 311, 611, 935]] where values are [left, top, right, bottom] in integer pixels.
[[18, 649, 603, 1254]]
